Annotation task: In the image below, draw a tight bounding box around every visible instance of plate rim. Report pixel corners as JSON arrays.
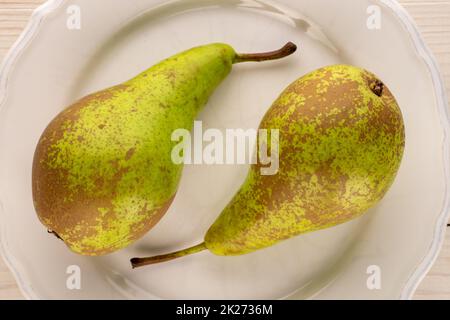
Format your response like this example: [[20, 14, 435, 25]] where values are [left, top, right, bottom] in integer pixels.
[[0, 0, 66, 300], [0, 0, 448, 300]]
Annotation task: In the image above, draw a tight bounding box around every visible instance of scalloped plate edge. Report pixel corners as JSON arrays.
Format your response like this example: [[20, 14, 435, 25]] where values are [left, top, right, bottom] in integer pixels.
[[0, 0, 66, 300]]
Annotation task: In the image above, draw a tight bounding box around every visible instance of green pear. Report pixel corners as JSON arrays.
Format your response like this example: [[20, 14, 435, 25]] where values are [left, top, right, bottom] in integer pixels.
[[32, 42, 298, 256], [131, 65, 405, 268]]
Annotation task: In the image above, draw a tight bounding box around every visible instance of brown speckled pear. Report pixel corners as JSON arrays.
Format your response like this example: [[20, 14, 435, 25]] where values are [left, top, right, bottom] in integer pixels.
[[32, 42, 297, 256], [131, 65, 405, 268]]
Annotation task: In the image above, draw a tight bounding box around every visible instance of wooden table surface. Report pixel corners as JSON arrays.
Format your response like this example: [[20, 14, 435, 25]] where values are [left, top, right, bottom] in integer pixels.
[[0, 0, 449, 300]]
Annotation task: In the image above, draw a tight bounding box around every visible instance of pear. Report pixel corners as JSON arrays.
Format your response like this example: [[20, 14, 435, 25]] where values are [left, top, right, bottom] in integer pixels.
[[131, 65, 405, 268], [32, 42, 298, 256]]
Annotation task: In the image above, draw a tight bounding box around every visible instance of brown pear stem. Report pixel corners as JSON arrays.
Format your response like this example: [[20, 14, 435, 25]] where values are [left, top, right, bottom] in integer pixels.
[[234, 42, 297, 63], [131, 242, 207, 269]]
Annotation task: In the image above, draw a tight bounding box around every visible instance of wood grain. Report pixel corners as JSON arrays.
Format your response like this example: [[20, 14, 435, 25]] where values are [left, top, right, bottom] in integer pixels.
[[0, 0, 449, 300]]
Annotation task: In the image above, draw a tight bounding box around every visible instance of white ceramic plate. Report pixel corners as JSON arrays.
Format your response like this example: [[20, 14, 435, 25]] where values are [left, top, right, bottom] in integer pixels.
[[0, 0, 448, 300]]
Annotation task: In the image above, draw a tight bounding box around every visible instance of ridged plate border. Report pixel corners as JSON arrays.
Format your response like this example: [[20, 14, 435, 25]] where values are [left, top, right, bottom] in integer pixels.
[[0, 0, 448, 300]]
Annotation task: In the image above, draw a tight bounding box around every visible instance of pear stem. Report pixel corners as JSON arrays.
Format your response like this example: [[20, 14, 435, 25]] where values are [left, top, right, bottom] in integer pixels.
[[234, 42, 298, 63], [131, 242, 207, 269]]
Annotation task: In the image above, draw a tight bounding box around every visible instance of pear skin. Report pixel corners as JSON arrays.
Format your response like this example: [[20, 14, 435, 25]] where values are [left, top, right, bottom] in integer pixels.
[[132, 65, 405, 268], [33, 43, 297, 256]]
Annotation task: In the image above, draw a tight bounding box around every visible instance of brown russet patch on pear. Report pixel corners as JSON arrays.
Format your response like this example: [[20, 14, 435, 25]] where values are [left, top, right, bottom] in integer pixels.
[[33, 110, 177, 255], [133, 194, 176, 235], [37, 84, 130, 153], [125, 148, 136, 161], [164, 70, 178, 86], [276, 70, 402, 140], [266, 80, 364, 137], [242, 72, 400, 228], [33, 155, 109, 238], [32, 156, 130, 236], [72, 84, 129, 108], [289, 81, 362, 130], [32, 83, 145, 253], [33, 145, 177, 255], [131, 66, 404, 263], [75, 195, 176, 256]]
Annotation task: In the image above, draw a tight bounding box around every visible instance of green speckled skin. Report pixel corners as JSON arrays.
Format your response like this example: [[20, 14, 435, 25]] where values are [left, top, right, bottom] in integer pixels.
[[205, 65, 405, 256], [32, 43, 236, 256]]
